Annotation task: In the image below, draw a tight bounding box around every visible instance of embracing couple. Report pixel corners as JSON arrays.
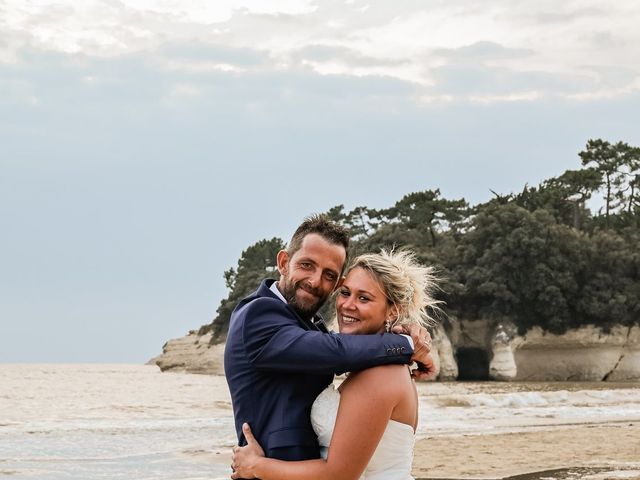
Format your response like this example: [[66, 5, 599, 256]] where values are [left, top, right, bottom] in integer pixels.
[[224, 214, 440, 480]]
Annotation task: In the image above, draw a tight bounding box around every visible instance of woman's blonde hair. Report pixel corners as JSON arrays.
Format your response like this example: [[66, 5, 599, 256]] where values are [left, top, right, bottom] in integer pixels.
[[347, 249, 442, 328]]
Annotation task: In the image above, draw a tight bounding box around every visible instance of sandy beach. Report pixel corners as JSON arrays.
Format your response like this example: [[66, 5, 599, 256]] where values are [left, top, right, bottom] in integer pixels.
[[412, 423, 639, 479], [2, 365, 639, 480], [207, 379, 640, 480], [209, 423, 640, 479]]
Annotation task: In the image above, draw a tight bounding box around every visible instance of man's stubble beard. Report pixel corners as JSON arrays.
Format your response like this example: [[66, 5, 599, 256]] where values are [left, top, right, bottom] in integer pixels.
[[278, 277, 328, 321]]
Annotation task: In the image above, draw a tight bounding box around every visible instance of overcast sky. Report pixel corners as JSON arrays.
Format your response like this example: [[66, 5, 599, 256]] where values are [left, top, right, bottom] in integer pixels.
[[2, 0, 639, 363]]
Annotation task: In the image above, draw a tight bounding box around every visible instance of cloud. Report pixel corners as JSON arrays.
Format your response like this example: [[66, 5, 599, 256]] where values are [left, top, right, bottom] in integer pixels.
[[159, 42, 268, 66], [3, 30, 640, 362], [292, 44, 407, 68], [432, 41, 533, 64], [428, 63, 594, 97], [509, 5, 607, 26], [2, 0, 640, 103]]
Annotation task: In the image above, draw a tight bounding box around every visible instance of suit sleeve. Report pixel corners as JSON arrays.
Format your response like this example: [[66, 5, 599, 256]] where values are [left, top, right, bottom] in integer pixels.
[[241, 299, 413, 375]]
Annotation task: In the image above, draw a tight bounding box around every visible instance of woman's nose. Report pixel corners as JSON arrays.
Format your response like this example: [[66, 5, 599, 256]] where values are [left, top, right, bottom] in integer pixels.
[[342, 295, 356, 310]]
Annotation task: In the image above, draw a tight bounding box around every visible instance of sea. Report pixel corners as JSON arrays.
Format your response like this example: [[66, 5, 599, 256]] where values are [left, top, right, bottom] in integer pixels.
[[1, 364, 639, 480]]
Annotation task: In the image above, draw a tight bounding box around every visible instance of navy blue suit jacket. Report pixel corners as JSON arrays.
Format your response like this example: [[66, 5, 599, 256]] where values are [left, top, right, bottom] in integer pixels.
[[224, 279, 413, 462]]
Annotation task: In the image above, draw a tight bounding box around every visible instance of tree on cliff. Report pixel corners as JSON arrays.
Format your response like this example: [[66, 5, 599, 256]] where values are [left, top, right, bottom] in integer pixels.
[[200, 237, 284, 342], [576, 228, 640, 329], [449, 202, 639, 334], [579, 139, 640, 228], [198, 138, 639, 342], [372, 189, 469, 247], [513, 169, 601, 230]]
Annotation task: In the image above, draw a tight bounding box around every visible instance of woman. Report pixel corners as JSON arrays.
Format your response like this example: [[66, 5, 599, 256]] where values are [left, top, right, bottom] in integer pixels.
[[231, 249, 440, 480]]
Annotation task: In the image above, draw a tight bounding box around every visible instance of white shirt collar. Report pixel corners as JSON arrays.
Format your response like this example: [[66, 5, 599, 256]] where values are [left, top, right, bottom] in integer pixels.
[[269, 281, 287, 304]]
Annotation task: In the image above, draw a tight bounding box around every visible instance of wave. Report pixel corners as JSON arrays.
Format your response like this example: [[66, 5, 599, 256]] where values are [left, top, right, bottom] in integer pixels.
[[0, 416, 234, 436], [433, 389, 640, 408]]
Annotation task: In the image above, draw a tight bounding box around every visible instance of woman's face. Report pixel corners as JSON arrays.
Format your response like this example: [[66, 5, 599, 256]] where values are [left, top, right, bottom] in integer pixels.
[[335, 267, 393, 335]]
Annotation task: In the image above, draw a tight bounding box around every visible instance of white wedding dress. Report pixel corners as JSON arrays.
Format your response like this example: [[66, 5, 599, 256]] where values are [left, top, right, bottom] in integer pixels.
[[310, 384, 415, 480]]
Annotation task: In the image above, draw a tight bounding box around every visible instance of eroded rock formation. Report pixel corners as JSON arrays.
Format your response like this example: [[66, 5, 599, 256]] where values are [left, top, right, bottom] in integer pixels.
[[434, 325, 458, 381], [155, 332, 225, 374], [153, 324, 640, 381], [512, 325, 640, 382], [489, 324, 517, 381]]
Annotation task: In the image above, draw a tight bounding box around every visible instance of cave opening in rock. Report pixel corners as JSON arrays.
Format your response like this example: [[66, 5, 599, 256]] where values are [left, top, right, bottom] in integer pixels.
[[456, 347, 490, 380]]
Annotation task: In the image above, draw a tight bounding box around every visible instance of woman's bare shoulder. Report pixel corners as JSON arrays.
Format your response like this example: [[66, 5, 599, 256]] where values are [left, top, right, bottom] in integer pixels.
[[345, 364, 409, 391]]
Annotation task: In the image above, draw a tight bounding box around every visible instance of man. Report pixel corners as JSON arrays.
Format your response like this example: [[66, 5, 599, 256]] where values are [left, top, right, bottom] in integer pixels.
[[224, 214, 434, 462]]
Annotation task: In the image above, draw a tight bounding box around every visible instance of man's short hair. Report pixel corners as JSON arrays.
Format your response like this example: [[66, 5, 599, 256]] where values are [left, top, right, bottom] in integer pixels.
[[288, 214, 350, 258]]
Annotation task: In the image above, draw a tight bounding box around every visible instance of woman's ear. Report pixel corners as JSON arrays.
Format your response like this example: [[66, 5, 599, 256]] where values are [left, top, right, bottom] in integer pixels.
[[388, 304, 400, 322]]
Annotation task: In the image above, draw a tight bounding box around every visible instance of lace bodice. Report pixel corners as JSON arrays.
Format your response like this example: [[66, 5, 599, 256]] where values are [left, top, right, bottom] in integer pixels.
[[310, 384, 415, 480]]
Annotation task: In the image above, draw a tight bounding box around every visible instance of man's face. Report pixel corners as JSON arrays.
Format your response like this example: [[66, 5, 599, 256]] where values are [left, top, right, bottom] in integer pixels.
[[276, 233, 346, 320]]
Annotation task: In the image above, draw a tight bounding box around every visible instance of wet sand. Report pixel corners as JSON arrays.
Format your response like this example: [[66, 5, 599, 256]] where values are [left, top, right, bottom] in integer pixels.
[[412, 423, 640, 479]]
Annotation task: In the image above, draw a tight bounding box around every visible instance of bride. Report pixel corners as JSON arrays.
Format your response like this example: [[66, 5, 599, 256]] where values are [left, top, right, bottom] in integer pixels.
[[231, 249, 440, 480]]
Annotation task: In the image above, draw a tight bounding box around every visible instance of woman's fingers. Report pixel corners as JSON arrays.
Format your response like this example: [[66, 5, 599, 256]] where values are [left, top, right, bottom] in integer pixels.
[[230, 421, 264, 479], [242, 422, 256, 444]]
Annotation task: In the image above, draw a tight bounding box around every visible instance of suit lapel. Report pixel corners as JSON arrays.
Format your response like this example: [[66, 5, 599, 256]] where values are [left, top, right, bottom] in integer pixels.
[[293, 311, 320, 331], [312, 314, 330, 333]]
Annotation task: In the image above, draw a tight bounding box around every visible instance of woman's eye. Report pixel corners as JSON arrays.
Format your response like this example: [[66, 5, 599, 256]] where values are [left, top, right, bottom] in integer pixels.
[[339, 289, 349, 296], [359, 296, 370, 302]]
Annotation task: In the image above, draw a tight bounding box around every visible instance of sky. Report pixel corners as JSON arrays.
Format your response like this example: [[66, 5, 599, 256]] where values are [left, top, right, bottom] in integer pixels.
[[1, 0, 639, 363]]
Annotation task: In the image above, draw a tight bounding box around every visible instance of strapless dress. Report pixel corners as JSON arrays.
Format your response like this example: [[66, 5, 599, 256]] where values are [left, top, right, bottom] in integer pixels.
[[310, 384, 415, 480]]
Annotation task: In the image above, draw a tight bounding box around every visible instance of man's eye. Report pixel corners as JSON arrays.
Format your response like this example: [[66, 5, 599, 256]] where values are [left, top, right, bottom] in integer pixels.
[[300, 262, 311, 269], [325, 273, 337, 281]]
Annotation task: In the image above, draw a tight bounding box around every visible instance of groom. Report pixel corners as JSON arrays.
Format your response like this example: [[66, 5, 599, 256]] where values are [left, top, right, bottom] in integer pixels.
[[224, 214, 434, 462]]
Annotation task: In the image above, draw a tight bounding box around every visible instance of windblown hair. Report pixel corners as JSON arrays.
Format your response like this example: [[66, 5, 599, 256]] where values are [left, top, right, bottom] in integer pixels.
[[348, 249, 442, 328], [288, 214, 350, 258]]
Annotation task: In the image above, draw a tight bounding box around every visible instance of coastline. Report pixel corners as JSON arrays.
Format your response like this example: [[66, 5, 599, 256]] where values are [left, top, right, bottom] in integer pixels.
[[3, 364, 639, 480]]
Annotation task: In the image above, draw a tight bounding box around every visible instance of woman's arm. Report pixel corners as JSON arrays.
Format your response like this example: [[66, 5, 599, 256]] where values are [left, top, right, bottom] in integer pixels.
[[232, 365, 406, 480]]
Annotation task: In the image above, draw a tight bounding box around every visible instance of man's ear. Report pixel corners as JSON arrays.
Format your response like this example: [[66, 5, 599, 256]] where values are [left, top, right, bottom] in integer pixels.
[[276, 250, 289, 276]]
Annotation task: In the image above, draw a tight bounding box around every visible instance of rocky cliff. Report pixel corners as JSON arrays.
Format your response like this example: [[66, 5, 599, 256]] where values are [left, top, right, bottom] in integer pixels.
[[153, 324, 640, 381], [511, 325, 640, 381], [154, 332, 225, 375]]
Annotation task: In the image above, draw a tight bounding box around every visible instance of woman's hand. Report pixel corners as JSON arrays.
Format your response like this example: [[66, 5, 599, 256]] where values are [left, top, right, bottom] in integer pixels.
[[231, 423, 265, 479]]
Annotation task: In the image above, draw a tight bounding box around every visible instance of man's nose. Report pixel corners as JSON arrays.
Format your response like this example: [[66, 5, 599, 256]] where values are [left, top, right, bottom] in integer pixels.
[[307, 270, 322, 288]]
